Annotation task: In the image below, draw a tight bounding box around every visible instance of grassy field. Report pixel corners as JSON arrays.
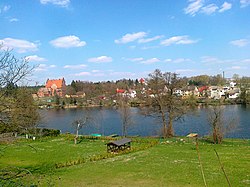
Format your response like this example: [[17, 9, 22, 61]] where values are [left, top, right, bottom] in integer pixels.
[[0, 135, 249, 186]]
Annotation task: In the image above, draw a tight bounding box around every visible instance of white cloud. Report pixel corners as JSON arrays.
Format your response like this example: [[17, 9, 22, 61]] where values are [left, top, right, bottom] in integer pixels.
[[184, 0, 204, 16], [9, 18, 19, 22], [173, 58, 192, 63], [138, 35, 164, 43], [88, 56, 113, 63], [130, 57, 144, 62], [242, 59, 250, 63], [140, 58, 160, 64], [63, 64, 87, 69], [240, 0, 250, 8], [0, 38, 38, 53], [40, 0, 70, 7], [129, 45, 136, 49], [231, 66, 242, 70], [0, 5, 10, 13], [25, 55, 47, 62], [92, 70, 100, 73], [230, 39, 249, 47], [219, 2, 232, 13], [109, 71, 136, 78], [176, 69, 194, 73], [123, 57, 144, 62], [165, 58, 172, 62], [201, 4, 218, 15], [201, 56, 220, 64], [74, 72, 91, 76], [184, 0, 232, 16], [161, 35, 197, 46], [74, 70, 106, 77], [141, 46, 159, 50], [34, 64, 56, 72], [50, 35, 86, 48], [115, 32, 147, 44], [201, 56, 234, 65]]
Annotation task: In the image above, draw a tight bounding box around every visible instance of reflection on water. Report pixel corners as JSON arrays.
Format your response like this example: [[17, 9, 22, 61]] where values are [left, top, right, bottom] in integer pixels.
[[39, 105, 250, 139]]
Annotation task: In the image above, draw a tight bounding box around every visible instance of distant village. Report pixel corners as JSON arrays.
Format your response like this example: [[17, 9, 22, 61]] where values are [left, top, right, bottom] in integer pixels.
[[33, 74, 249, 108]]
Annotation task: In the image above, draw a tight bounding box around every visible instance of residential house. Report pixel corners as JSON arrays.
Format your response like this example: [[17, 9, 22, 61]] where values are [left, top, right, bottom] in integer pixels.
[[182, 86, 199, 97], [198, 86, 209, 97], [116, 88, 137, 98], [228, 88, 241, 99], [209, 86, 222, 99], [174, 89, 183, 96]]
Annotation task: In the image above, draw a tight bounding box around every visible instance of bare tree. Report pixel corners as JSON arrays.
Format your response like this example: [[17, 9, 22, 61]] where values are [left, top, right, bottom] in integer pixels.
[[72, 110, 95, 144], [0, 48, 33, 89], [207, 105, 238, 144], [0, 48, 35, 133], [72, 118, 88, 144], [141, 69, 186, 138], [118, 96, 133, 137]]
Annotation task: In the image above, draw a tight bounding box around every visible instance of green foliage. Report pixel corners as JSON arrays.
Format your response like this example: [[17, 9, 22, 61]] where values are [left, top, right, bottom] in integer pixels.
[[40, 128, 61, 137], [0, 88, 40, 133]]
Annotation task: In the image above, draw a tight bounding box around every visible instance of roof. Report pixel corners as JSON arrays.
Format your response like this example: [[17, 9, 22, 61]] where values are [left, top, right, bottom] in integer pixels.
[[139, 78, 145, 83], [198, 86, 209, 92], [116, 88, 126, 93], [107, 138, 131, 146], [45, 78, 65, 89]]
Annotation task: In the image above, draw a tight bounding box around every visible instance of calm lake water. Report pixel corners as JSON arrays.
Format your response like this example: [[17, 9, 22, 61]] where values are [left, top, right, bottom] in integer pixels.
[[39, 105, 250, 139]]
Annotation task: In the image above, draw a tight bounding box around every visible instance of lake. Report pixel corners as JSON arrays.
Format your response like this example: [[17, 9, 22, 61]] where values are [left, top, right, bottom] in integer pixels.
[[39, 105, 250, 139]]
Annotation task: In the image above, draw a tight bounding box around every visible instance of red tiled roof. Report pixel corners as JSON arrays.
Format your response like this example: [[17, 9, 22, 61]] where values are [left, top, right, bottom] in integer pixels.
[[116, 89, 125, 93], [198, 86, 209, 92], [45, 78, 65, 89], [139, 78, 145, 83]]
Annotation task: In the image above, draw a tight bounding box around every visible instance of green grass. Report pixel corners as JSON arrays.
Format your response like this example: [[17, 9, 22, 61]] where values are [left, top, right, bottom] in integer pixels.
[[0, 136, 249, 186]]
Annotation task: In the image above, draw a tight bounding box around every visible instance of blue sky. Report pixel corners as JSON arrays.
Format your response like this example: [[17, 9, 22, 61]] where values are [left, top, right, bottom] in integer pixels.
[[0, 0, 250, 85]]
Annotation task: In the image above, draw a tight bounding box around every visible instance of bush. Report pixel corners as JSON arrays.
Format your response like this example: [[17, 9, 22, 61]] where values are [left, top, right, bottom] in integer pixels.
[[41, 128, 60, 137], [25, 128, 60, 137]]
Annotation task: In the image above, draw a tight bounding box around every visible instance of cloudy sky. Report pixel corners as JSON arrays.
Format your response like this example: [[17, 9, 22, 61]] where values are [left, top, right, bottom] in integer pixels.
[[1, 0, 250, 85]]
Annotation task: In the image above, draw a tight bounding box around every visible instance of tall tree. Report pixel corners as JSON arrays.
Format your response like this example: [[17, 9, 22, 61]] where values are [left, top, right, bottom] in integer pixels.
[[118, 96, 133, 137], [0, 48, 35, 133], [72, 109, 95, 144], [72, 118, 88, 145], [10, 88, 40, 133], [207, 105, 238, 144], [142, 69, 186, 138], [239, 76, 250, 105]]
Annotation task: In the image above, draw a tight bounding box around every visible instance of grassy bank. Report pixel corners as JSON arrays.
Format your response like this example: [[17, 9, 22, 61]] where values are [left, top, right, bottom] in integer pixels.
[[0, 135, 249, 186]]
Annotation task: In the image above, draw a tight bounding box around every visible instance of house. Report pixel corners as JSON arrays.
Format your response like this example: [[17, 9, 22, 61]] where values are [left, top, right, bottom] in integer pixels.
[[128, 89, 137, 98], [228, 88, 241, 99], [174, 89, 183, 96], [182, 86, 199, 97], [230, 82, 237, 88], [116, 88, 137, 98], [209, 86, 221, 99], [198, 86, 209, 97], [65, 91, 86, 98], [139, 78, 146, 85], [37, 78, 66, 97]]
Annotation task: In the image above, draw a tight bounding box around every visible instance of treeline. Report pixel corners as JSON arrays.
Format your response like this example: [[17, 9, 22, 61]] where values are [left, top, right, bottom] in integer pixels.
[[66, 79, 144, 99]]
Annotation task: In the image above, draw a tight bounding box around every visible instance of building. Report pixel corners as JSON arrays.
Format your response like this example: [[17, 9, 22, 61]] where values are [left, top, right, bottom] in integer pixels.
[[37, 78, 66, 97]]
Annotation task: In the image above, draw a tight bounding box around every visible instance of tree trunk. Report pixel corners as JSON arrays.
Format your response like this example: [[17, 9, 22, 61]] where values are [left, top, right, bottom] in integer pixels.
[[167, 113, 174, 137], [160, 109, 167, 138], [74, 124, 79, 145]]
